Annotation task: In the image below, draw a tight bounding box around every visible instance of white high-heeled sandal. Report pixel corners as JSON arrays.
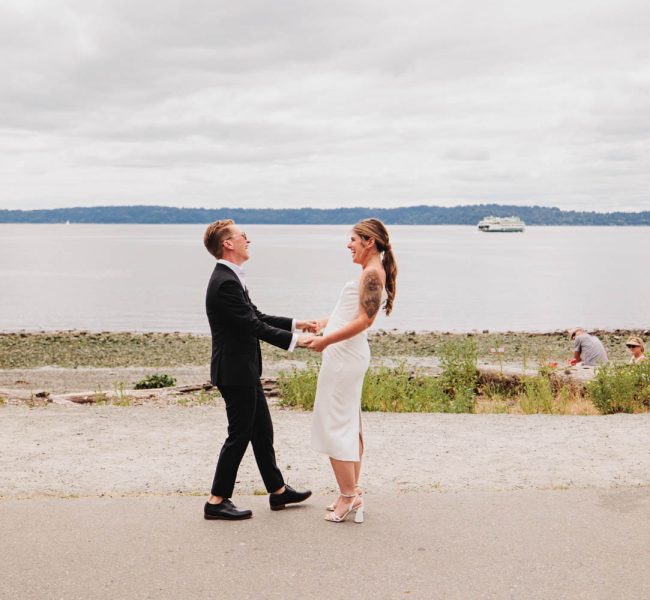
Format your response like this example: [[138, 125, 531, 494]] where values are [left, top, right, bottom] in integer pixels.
[[326, 487, 362, 511], [324, 493, 364, 523]]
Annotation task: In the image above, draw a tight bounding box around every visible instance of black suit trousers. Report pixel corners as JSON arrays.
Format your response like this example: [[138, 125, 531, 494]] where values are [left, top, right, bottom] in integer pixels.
[[211, 382, 285, 498]]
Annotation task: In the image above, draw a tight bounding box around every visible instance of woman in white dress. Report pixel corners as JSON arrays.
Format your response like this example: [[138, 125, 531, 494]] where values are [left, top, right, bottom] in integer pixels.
[[308, 219, 397, 523]]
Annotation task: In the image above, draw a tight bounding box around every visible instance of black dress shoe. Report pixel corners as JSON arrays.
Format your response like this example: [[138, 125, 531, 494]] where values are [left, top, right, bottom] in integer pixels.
[[269, 485, 312, 511], [204, 500, 252, 520]]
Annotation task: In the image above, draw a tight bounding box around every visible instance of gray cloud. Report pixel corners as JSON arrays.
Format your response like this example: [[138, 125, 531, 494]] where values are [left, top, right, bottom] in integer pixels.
[[0, 0, 648, 211]]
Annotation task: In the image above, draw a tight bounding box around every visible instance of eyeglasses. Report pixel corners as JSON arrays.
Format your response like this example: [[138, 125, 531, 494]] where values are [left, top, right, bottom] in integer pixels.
[[226, 231, 248, 242], [626, 344, 640, 349]]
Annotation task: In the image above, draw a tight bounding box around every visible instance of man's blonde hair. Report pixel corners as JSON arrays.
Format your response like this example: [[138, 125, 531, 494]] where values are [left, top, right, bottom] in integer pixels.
[[204, 219, 235, 259]]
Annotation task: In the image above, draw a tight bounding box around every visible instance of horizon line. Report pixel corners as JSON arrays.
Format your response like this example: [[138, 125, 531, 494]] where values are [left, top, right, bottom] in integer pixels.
[[2, 203, 650, 215]]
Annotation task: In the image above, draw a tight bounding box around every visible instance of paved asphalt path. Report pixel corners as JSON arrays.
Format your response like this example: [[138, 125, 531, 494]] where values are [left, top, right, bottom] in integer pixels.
[[2, 489, 649, 600]]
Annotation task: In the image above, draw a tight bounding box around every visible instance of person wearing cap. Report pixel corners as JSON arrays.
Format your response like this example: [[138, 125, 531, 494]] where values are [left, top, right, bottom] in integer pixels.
[[568, 328, 609, 367], [626, 336, 646, 364]]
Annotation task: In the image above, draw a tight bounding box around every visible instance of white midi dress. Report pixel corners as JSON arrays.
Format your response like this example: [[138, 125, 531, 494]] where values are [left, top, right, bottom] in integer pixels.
[[311, 279, 383, 461]]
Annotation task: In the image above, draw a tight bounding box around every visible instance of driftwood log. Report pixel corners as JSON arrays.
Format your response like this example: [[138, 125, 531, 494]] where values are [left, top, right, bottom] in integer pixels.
[[49, 378, 281, 405]]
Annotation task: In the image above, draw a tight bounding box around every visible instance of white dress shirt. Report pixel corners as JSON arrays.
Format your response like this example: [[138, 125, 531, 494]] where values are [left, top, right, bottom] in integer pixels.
[[217, 259, 297, 351]]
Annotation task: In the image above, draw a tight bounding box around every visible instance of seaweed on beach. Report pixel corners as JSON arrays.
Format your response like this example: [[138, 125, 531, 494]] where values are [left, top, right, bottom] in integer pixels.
[[0, 329, 642, 369]]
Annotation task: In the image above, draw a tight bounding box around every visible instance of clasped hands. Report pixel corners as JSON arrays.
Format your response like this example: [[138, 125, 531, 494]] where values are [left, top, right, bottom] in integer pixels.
[[295, 319, 328, 352]]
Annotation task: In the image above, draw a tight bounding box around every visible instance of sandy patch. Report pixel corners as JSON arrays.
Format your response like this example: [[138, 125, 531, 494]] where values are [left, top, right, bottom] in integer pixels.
[[1, 405, 648, 499]]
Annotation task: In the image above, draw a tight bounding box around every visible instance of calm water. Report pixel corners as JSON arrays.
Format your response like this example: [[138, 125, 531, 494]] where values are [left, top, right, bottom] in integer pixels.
[[0, 224, 648, 333]]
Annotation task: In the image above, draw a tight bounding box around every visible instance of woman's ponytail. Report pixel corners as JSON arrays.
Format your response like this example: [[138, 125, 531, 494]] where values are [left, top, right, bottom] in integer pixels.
[[381, 245, 397, 316]]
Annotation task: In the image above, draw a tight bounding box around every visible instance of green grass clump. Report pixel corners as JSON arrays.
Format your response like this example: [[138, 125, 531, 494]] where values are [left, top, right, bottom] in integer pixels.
[[192, 389, 221, 405], [134, 373, 177, 390], [177, 389, 221, 407], [111, 396, 134, 407], [277, 364, 320, 410], [361, 364, 445, 412], [519, 375, 556, 414], [586, 361, 650, 414], [93, 390, 109, 404]]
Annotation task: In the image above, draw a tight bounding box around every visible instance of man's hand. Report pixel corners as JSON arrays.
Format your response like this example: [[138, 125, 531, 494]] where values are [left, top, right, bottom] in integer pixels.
[[296, 320, 319, 333], [296, 335, 315, 348], [307, 336, 329, 353]]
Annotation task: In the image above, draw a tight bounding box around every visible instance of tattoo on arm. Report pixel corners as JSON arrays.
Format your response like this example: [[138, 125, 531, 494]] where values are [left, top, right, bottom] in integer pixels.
[[361, 270, 383, 319]]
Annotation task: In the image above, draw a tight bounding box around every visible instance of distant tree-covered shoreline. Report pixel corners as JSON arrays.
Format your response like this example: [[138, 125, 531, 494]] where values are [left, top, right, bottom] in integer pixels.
[[1, 204, 649, 225]]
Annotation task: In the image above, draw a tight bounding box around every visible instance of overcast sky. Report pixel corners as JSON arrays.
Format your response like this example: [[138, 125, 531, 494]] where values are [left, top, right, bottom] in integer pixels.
[[1, 0, 648, 211]]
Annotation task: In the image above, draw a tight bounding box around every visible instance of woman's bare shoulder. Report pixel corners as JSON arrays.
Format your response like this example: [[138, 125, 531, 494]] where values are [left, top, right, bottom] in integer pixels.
[[359, 267, 385, 319], [360, 265, 386, 288]]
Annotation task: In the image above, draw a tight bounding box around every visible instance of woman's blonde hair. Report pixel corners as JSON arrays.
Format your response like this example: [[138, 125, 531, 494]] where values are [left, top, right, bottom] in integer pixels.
[[352, 218, 397, 316]]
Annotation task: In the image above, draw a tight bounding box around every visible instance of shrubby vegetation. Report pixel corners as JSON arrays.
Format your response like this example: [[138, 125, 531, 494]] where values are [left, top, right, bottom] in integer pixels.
[[279, 338, 479, 414], [437, 338, 478, 412], [586, 361, 650, 414], [278, 340, 650, 415], [278, 363, 474, 413]]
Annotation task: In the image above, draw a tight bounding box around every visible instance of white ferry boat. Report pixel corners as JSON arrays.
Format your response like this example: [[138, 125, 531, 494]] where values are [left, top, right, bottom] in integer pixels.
[[477, 216, 525, 232]]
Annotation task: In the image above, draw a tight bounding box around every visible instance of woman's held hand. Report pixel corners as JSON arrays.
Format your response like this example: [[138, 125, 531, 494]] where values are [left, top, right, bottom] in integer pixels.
[[307, 336, 330, 353]]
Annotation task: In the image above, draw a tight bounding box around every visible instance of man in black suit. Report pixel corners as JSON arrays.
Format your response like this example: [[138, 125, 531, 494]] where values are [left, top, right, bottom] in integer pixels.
[[203, 219, 316, 520]]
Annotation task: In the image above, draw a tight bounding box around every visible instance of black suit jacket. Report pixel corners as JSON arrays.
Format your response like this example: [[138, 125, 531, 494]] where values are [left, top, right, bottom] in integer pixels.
[[206, 263, 294, 386]]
